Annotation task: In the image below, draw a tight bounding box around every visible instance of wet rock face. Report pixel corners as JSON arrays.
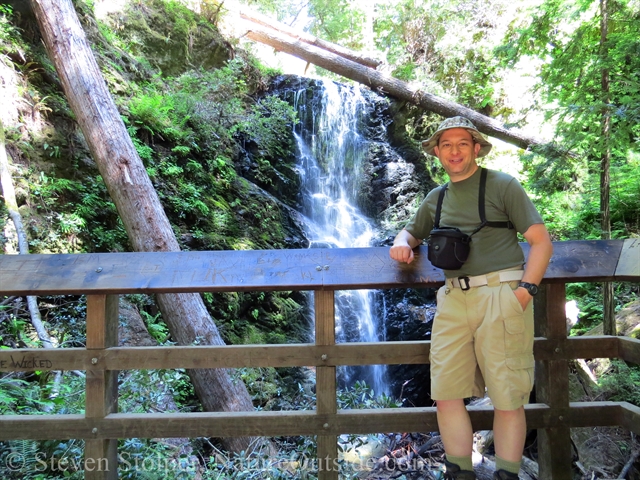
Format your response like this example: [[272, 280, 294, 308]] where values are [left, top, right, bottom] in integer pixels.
[[357, 95, 435, 225], [376, 287, 437, 407]]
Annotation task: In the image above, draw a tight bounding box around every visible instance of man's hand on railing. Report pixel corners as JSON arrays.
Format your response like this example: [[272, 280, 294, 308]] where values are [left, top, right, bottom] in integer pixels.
[[390, 243, 415, 264], [390, 229, 421, 264]]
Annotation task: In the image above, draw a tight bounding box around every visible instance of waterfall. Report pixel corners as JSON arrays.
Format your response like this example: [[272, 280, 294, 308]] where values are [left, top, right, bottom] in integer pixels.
[[292, 80, 388, 396]]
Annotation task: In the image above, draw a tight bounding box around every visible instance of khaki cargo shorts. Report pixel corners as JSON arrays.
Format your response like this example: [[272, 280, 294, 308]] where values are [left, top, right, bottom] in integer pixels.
[[429, 271, 534, 411]]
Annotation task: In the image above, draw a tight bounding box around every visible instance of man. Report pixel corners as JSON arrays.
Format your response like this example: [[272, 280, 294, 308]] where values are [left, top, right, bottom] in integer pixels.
[[389, 117, 553, 480]]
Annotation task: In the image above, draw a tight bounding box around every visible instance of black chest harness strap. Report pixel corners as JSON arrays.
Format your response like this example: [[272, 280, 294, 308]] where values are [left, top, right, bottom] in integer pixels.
[[434, 168, 514, 237]]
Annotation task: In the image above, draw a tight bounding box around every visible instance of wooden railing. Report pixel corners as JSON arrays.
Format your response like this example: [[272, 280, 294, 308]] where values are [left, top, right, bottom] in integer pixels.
[[0, 239, 639, 480]]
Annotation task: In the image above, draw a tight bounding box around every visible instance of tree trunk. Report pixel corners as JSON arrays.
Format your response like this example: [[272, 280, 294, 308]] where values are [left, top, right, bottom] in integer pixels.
[[29, 0, 265, 454], [239, 8, 381, 68], [244, 22, 566, 156], [600, 0, 615, 335]]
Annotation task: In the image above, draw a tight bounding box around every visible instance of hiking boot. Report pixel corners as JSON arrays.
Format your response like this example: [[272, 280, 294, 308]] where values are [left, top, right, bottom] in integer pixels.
[[493, 469, 520, 480], [444, 459, 477, 480]]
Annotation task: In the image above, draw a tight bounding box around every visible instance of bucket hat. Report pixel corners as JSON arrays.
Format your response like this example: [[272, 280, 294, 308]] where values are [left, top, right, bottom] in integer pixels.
[[421, 116, 492, 157]]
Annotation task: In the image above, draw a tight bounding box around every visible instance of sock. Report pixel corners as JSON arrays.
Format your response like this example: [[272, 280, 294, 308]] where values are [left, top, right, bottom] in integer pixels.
[[446, 454, 474, 471], [495, 455, 521, 474]]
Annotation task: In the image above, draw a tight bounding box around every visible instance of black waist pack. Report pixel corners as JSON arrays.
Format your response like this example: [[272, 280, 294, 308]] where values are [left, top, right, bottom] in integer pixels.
[[427, 227, 471, 270]]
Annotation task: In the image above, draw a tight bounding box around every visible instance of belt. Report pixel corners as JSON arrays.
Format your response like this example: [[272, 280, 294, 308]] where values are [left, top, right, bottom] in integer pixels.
[[447, 270, 524, 291]]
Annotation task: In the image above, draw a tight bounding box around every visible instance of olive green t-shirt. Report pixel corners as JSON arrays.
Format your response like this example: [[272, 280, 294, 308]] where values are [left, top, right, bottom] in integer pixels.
[[404, 167, 543, 278]]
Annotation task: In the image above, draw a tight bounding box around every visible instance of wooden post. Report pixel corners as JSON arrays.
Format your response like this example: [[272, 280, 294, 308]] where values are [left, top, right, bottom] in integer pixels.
[[85, 295, 119, 480], [534, 284, 572, 480], [315, 290, 338, 480]]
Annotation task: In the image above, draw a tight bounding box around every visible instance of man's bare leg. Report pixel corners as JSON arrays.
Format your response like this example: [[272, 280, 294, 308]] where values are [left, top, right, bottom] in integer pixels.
[[436, 398, 474, 457], [493, 406, 526, 462]]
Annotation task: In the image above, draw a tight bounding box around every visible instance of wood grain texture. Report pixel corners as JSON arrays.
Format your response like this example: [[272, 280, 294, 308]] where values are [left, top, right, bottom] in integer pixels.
[[1, 240, 630, 296], [615, 238, 640, 280], [534, 284, 572, 480], [85, 295, 118, 480], [0, 335, 627, 372]]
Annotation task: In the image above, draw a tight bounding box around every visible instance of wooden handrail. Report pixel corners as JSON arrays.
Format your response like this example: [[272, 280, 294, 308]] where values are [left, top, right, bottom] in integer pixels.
[[0, 238, 638, 480], [0, 240, 636, 296]]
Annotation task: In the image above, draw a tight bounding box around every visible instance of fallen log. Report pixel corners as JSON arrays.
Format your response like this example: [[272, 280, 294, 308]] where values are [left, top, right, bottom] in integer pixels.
[[239, 8, 381, 69], [243, 22, 569, 158]]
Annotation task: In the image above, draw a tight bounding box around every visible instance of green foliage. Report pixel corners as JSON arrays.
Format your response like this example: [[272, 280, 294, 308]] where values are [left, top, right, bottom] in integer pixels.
[[127, 90, 192, 143], [0, 377, 54, 414], [0, 313, 33, 348], [374, 0, 506, 112], [127, 126, 155, 162], [203, 447, 312, 479], [596, 360, 640, 405], [170, 59, 249, 151], [307, 0, 366, 48], [28, 172, 127, 253], [236, 95, 298, 159], [0, 4, 18, 50], [567, 282, 605, 334], [0, 370, 89, 477], [234, 367, 283, 407], [164, 0, 199, 38], [119, 369, 197, 413], [528, 153, 640, 240], [609, 155, 640, 235], [140, 311, 170, 343], [35, 296, 87, 348], [128, 93, 174, 136], [567, 282, 638, 337], [337, 380, 402, 410], [497, 0, 640, 227]]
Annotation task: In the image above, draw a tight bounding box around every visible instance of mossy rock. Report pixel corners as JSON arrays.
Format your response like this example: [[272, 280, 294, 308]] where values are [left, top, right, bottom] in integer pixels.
[[104, 0, 230, 76]]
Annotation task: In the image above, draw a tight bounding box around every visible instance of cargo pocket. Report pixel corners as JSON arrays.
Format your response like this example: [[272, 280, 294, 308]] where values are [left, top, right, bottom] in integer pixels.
[[506, 353, 535, 402], [506, 353, 534, 371]]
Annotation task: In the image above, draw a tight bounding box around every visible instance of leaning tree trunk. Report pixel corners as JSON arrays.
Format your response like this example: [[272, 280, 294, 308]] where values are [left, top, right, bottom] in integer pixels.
[[243, 21, 570, 157], [29, 0, 265, 454]]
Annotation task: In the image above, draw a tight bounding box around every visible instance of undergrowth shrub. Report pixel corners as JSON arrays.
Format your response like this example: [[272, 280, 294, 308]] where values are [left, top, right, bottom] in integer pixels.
[[596, 360, 640, 406]]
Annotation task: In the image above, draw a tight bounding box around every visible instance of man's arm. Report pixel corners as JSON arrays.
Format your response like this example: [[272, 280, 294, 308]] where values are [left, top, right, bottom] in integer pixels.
[[515, 223, 553, 309], [390, 229, 422, 264]]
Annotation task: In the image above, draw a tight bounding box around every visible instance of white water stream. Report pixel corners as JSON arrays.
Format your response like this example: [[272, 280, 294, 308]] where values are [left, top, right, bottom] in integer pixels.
[[293, 80, 387, 396]]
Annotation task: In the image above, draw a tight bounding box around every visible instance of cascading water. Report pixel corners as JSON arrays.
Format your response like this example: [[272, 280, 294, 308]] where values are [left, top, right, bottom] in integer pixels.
[[292, 80, 387, 396]]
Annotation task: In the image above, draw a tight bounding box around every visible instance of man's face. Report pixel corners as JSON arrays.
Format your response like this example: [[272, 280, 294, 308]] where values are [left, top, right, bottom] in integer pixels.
[[433, 128, 481, 182]]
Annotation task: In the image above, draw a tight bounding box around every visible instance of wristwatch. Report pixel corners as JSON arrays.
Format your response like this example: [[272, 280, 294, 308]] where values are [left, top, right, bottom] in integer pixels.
[[518, 282, 539, 296]]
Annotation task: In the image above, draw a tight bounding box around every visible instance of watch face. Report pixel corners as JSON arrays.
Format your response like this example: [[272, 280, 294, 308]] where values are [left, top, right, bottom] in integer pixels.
[[520, 282, 538, 295]]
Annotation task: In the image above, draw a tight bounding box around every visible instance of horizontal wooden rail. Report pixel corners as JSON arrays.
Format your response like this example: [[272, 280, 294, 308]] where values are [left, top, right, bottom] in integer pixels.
[[0, 239, 637, 295], [0, 336, 636, 372], [1, 402, 637, 441]]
